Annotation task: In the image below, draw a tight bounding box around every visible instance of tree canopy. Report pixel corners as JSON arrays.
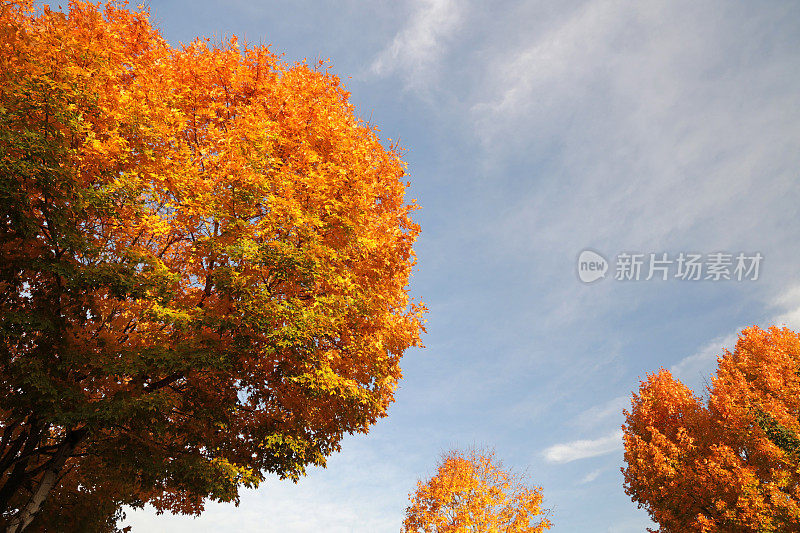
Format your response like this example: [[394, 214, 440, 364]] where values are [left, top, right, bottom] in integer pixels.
[[402, 449, 552, 533], [0, 1, 424, 530], [622, 326, 800, 532]]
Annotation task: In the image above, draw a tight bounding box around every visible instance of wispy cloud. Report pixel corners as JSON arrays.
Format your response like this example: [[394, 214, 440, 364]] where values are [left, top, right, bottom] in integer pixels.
[[671, 285, 800, 389], [472, 0, 629, 122], [771, 286, 800, 330], [542, 430, 622, 463], [579, 468, 604, 484], [670, 333, 738, 387], [572, 395, 629, 431], [370, 0, 463, 91], [473, 0, 800, 266]]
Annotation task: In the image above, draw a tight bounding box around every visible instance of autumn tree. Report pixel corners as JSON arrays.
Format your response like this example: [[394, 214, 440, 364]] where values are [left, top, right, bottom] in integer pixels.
[[622, 326, 800, 532], [0, 1, 424, 531], [402, 449, 552, 533]]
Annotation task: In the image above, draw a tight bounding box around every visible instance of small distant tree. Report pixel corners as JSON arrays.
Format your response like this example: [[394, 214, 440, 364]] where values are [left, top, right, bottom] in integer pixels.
[[622, 326, 800, 532], [402, 449, 552, 533]]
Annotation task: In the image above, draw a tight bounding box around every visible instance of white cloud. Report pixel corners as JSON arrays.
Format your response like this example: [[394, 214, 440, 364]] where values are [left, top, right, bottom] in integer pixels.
[[542, 430, 622, 463], [670, 333, 738, 387], [671, 285, 800, 389], [771, 286, 800, 330], [473, 0, 628, 120], [473, 0, 800, 264], [572, 395, 629, 430], [579, 468, 603, 484], [370, 0, 463, 91]]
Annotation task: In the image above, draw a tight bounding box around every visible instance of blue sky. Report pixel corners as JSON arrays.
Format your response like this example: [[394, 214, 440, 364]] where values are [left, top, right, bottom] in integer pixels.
[[123, 1, 800, 531]]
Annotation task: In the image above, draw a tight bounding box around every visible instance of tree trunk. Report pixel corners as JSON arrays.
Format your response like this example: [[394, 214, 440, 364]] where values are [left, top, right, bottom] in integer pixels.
[[4, 428, 87, 533], [0, 418, 46, 513]]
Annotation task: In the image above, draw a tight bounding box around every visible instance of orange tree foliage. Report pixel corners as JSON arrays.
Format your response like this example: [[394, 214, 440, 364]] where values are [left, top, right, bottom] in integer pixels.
[[402, 449, 552, 533], [622, 326, 800, 532], [0, 1, 424, 530]]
